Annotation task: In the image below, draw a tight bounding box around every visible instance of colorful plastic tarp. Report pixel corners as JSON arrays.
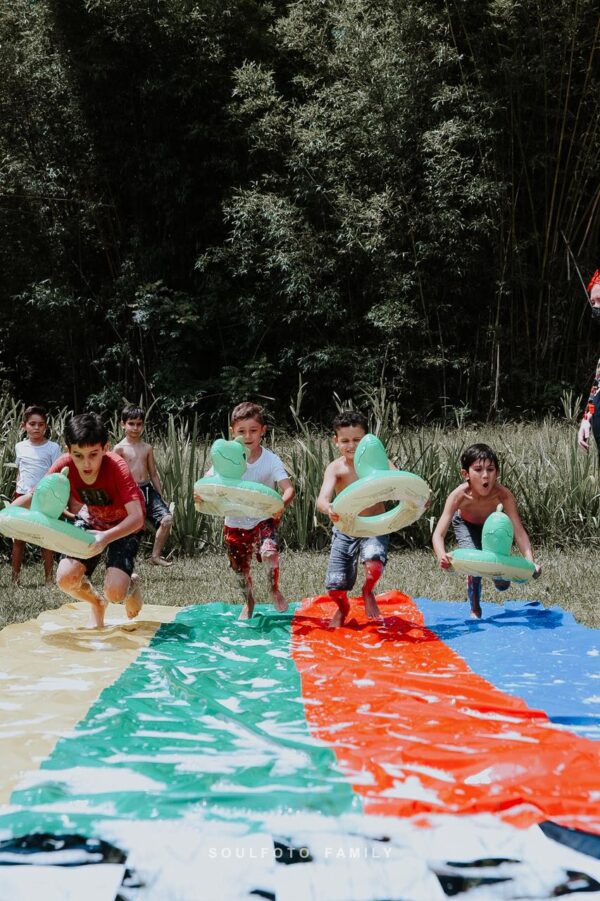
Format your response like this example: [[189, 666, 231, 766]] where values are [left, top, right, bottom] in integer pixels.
[[0, 592, 599, 900]]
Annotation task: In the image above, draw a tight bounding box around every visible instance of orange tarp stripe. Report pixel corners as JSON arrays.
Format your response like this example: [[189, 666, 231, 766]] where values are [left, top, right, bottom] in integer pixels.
[[291, 590, 600, 832]]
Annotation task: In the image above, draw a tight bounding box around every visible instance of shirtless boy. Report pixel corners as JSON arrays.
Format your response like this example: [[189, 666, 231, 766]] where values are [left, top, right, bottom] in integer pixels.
[[114, 405, 173, 566], [432, 442, 540, 618], [316, 411, 393, 627]]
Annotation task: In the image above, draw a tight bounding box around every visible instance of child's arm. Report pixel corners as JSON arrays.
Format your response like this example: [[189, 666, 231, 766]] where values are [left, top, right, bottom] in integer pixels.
[[147, 447, 165, 496], [274, 477, 295, 522], [11, 492, 31, 508], [316, 462, 340, 522], [113, 441, 125, 459], [89, 499, 145, 553], [432, 489, 460, 569], [278, 478, 295, 507]]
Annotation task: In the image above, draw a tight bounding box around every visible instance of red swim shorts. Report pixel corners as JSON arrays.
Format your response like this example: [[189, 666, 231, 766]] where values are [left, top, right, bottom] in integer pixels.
[[223, 519, 279, 573]]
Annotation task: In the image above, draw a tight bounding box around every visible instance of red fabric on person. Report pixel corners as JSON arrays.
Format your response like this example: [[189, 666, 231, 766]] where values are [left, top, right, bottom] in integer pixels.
[[48, 452, 145, 530]]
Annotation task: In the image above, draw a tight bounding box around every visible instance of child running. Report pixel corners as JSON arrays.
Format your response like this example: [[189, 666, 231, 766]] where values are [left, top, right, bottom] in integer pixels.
[[197, 402, 295, 620], [316, 411, 392, 628], [114, 405, 173, 566], [432, 442, 541, 618], [12, 413, 146, 628], [11, 405, 62, 585]]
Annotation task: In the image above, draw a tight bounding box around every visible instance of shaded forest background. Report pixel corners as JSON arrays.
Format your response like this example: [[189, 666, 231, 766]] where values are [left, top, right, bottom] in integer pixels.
[[1, 0, 599, 427]]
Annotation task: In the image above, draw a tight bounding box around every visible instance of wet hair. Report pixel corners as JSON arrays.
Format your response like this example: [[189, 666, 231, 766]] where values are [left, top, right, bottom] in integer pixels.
[[64, 413, 109, 448], [230, 402, 265, 426], [22, 405, 48, 424], [461, 443, 500, 471], [121, 405, 145, 423], [332, 411, 368, 435]]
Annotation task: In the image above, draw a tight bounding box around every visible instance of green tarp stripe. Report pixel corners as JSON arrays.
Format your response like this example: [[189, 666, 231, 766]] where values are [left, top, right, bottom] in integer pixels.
[[3, 604, 361, 837]]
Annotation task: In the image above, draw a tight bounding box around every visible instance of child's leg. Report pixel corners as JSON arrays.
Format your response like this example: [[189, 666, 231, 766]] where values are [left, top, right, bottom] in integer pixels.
[[362, 561, 383, 618], [104, 569, 143, 619], [258, 521, 288, 613], [328, 591, 350, 628], [145, 487, 174, 565], [324, 529, 358, 627], [42, 548, 54, 586], [104, 532, 144, 619], [452, 512, 485, 617], [467, 575, 482, 618], [150, 515, 173, 565], [493, 578, 510, 592], [11, 539, 25, 584], [360, 535, 389, 619], [224, 527, 256, 619], [56, 557, 106, 628]]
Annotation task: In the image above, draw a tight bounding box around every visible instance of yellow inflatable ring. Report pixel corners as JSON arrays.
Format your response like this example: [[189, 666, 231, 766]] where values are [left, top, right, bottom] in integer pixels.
[[331, 434, 430, 538]]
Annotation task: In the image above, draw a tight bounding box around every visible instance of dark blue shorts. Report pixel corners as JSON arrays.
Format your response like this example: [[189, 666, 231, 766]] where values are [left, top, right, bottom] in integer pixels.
[[61, 519, 142, 577], [139, 482, 171, 531]]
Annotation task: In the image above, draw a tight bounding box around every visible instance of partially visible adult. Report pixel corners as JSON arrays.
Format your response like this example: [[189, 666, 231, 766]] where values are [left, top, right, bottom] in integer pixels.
[[577, 270, 600, 456]]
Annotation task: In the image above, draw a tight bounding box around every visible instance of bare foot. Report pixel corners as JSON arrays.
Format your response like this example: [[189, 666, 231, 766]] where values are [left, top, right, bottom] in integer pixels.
[[87, 598, 108, 629], [239, 601, 255, 620], [150, 556, 173, 567], [363, 590, 382, 619], [125, 574, 143, 619], [328, 597, 350, 628], [271, 590, 289, 613]]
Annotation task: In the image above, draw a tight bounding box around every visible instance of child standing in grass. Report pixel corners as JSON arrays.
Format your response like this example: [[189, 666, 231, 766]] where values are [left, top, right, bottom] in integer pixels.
[[196, 402, 295, 620], [11, 405, 62, 585], [114, 405, 173, 567], [316, 411, 392, 628], [432, 442, 541, 618]]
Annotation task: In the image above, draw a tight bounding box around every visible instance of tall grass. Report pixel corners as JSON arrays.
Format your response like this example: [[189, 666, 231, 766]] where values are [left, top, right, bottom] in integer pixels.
[[0, 395, 597, 557]]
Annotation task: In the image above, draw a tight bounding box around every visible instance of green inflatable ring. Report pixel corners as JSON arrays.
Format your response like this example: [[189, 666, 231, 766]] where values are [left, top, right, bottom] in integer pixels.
[[449, 504, 536, 583], [0, 467, 98, 558], [194, 437, 284, 519], [331, 434, 430, 538]]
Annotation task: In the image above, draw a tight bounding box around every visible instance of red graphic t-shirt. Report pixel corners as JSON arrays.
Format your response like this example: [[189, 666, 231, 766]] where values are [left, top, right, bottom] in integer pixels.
[[48, 451, 145, 530]]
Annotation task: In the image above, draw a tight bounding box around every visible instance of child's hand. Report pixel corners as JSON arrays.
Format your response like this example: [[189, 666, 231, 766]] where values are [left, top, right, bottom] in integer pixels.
[[578, 419, 591, 452], [327, 504, 340, 523], [533, 563, 542, 579], [193, 491, 202, 506], [437, 553, 452, 570], [89, 531, 110, 555]]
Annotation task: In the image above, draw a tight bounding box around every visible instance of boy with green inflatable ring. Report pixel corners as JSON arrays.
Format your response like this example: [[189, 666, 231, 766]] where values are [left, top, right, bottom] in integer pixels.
[[432, 443, 541, 619], [317, 411, 395, 628], [10, 413, 146, 629]]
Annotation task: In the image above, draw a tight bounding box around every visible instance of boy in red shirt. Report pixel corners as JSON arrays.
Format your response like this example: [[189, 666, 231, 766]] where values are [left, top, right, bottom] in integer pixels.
[[13, 413, 145, 628]]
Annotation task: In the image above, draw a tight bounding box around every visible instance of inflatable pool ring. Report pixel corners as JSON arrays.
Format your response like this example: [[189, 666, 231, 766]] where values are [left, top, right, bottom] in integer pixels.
[[194, 437, 284, 519], [331, 434, 430, 538], [449, 504, 536, 583], [0, 467, 98, 557]]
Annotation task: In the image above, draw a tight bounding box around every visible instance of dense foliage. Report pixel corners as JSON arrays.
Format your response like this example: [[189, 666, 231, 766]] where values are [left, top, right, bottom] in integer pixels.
[[1, 0, 599, 424]]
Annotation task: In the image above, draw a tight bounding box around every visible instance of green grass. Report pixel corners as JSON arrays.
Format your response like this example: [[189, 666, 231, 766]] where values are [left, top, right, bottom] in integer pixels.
[[2, 393, 599, 556], [1, 545, 597, 632]]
